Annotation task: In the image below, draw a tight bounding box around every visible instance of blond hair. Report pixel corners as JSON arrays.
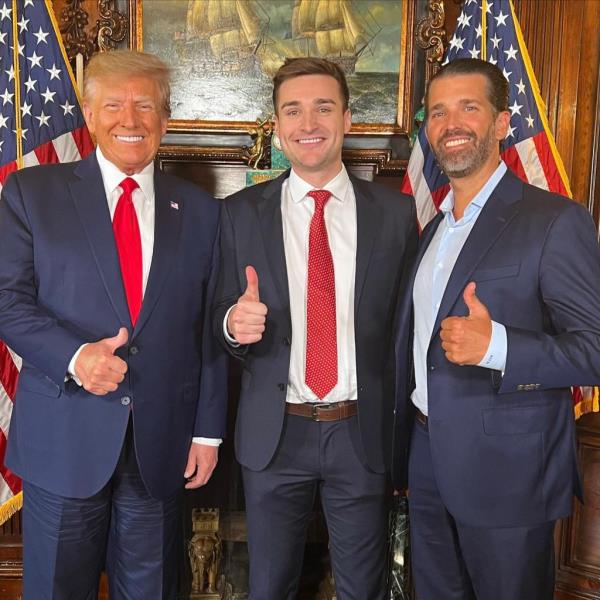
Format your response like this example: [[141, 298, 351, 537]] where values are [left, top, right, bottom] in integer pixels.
[[84, 50, 171, 116]]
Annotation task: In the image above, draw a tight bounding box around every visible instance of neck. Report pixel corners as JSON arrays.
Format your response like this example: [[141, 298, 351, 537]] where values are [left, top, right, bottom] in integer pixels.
[[293, 163, 343, 189], [450, 160, 500, 220]]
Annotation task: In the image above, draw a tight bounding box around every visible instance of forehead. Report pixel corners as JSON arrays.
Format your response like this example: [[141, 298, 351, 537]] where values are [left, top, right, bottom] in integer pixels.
[[277, 74, 343, 106], [94, 75, 160, 99], [427, 73, 491, 107]]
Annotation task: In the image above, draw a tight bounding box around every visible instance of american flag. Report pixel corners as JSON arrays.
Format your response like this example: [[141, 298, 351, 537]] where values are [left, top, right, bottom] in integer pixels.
[[0, 0, 93, 523], [400, 0, 598, 419]]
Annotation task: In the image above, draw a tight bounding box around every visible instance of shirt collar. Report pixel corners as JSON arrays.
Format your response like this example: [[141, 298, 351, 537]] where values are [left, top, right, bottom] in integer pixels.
[[287, 165, 351, 204], [439, 161, 508, 219], [96, 146, 154, 202]]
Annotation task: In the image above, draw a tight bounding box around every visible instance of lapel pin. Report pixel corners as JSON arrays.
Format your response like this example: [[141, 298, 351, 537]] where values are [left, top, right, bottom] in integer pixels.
[[170, 201, 179, 210]]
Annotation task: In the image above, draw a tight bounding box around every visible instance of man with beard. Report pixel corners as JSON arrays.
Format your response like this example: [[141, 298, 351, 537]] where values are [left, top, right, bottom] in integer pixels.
[[392, 58, 600, 599]]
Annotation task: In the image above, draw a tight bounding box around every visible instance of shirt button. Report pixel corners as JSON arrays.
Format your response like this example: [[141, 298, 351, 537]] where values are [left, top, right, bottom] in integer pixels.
[[277, 383, 286, 391], [120, 396, 131, 406], [130, 346, 139, 355], [437, 262, 443, 268]]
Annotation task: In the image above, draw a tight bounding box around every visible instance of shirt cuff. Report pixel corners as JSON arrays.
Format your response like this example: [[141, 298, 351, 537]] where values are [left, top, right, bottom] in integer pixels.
[[67, 343, 88, 386], [223, 305, 240, 347], [477, 321, 507, 372], [192, 437, 222, 446]]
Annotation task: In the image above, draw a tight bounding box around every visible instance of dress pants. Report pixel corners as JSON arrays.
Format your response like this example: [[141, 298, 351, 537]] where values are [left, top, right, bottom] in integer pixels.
[[242, 413, 388, 600], [22, 419, 181, 600], [408, 419, 555, 600]]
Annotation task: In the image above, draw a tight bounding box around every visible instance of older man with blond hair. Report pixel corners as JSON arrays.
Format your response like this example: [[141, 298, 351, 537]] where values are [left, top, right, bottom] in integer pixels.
[[0, 50, 227, 599]]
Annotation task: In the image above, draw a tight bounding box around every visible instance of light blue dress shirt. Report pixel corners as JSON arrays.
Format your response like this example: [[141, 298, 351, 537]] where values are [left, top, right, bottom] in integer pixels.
[[411, 162, 508, 416]]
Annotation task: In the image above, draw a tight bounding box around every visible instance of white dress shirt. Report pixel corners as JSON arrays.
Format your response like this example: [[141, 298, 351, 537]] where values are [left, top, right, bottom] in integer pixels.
[[282, 166, 358, 403], [69, 148, 219, 446]]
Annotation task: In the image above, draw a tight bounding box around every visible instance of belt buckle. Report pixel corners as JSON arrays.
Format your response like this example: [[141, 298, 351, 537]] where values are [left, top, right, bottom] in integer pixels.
[[312, 403, 333, 420]]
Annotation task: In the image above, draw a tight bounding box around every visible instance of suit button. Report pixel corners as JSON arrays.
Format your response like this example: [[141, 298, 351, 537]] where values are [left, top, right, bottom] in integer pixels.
[[130, 346, 139, 355], [283, 337, 291, 346], [429, 365, 435, 371], [277, 383, 286, 391], [120, 396, 131, 406]]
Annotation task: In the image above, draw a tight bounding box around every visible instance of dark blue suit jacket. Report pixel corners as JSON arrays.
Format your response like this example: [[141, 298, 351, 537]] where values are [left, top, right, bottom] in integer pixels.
[[0, 153, 227, 500], [213, 171, 418, 474], [393, 169, 600, 527]]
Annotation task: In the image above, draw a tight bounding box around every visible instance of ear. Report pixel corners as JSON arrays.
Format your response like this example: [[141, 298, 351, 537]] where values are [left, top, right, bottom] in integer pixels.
[[161, 114, 168, 137], [82, 102, 95, 135], [494, 110, 510, 141], [273, 113, 279, 135], [343, 109, 352, 134]]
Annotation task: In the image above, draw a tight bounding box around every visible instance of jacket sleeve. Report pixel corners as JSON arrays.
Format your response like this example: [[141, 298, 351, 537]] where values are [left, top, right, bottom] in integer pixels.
[[499, 202, 600, 392], [0, 173, 85, 387]]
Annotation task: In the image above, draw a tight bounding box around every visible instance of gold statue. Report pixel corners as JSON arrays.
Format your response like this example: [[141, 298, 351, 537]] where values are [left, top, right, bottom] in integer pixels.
[[189, 508, 222, 596], [245, 115, 273, 169]]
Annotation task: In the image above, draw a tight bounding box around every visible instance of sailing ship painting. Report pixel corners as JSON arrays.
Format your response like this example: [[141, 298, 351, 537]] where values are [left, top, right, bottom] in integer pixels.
[[141, 0, 403, 124]]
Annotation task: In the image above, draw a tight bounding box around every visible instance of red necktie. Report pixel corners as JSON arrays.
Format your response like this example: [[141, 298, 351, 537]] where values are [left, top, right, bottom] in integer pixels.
[[113, 177, 142, 326], [305, 190, 338, 399]]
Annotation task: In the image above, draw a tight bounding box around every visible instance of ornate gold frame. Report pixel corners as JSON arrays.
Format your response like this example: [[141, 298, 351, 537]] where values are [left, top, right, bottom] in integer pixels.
[[129, 0, 418, 137]]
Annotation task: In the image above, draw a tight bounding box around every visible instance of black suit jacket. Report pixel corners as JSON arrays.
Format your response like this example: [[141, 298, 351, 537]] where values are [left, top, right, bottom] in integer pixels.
[[214, 170, 417, 473]]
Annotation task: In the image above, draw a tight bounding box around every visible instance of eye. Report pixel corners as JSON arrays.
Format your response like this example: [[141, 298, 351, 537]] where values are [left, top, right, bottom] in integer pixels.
[[138, 104, 154, 112], [285, 109, 299, 117], [104, 103, 119, 111], [465, 105, 477, 112], [430, 111, 444, 119], [318, 106, 332, 113]]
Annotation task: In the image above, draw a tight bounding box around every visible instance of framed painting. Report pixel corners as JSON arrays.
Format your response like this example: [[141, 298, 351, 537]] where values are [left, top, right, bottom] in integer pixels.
[[130, 0, 417, 136]]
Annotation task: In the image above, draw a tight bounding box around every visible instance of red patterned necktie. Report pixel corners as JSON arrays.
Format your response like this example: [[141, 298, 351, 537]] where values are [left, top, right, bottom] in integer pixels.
[[305, 190, 338, 399], [113, 177, 142, 326]]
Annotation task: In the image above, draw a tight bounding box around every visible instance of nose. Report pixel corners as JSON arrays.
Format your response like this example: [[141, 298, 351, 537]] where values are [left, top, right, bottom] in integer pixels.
[[300, 110, 317, 131], [119, 102, 137, 128]]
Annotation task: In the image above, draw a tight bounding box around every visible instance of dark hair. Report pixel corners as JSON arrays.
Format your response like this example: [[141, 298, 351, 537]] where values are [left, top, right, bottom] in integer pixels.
[[272, 57, 350, 112], [425, 58, 509, 117]]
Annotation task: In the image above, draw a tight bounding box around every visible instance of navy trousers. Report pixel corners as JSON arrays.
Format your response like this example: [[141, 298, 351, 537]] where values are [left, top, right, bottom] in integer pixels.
[[408, 420, 555, 600], [242, 413, 388, 600], [22, 421, 181, 600]]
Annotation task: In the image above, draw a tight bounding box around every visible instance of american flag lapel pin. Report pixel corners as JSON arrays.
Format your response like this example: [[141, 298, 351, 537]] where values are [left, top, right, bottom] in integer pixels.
[[170, 200, 179, 210]]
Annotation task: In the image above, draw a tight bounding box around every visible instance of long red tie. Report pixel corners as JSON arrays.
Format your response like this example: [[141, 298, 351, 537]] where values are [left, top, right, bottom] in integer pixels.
[[305, 190, 338, 399], [113, 177, 142, 326]]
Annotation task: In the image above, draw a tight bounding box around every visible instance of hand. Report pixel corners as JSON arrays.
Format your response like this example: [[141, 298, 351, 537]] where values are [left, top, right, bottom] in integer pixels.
[[440, 282, 492, 365], [184, 443, 218, 489], [74, 328, 129, 395], [227, 265, 268, 344]]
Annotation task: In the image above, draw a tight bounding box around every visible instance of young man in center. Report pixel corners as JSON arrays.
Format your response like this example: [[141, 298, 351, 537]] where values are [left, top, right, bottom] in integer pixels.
[[214, 57, 417, 599]]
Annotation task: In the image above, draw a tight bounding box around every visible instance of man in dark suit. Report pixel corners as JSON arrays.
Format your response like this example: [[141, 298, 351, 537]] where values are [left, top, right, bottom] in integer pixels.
[[0, 50, 227, 599], [214, 58, 417, 599], [393, 58, 600, 600]]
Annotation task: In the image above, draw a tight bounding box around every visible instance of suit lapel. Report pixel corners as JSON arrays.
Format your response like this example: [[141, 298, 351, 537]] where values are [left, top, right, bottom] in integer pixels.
[[256, 172, 291, 312], [430, 171, 523, 338], [134, 170, 182, 336], [70, 154, 131, 328], [352, 177, 380, 316]]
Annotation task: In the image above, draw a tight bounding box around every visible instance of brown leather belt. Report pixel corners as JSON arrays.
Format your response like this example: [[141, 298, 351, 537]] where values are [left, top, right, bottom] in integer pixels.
[[415, 408, 428, 429], [286, 400, 358, 422]]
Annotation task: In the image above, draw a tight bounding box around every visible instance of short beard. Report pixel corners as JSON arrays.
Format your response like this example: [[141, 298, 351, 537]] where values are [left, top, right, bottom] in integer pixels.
[[432, 124, 497, 178]]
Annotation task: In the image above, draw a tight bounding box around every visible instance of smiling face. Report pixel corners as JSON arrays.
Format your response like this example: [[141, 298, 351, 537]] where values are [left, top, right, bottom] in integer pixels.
[[425, 73, 509, 181], [274, 74, 351, 187], [83, 75, 168, 175]]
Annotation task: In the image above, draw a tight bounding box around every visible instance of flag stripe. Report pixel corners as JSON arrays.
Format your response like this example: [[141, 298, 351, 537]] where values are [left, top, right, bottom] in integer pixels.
[[0, 431, 21, 497]]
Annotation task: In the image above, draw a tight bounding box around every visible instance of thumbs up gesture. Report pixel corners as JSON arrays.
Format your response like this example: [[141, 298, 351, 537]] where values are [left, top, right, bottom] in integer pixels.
[[440, 282, 492, 365], [227, 266, 268, 345], [74, 327, 129, 395]]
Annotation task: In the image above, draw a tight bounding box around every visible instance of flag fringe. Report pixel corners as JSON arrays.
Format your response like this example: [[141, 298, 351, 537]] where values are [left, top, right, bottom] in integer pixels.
[[574, 388, 600, 420], [0, 491, 22, 526]]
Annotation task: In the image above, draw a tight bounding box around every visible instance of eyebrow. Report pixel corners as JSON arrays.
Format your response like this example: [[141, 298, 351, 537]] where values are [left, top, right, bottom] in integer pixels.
[[429, 98, 483, 111], [279, 98, 337, 110]]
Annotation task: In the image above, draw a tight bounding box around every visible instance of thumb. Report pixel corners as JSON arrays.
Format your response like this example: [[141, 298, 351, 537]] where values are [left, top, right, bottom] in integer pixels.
[[103, 327, 129, 354], [244, 265, 260, 302], [463, 282, 489, 318]]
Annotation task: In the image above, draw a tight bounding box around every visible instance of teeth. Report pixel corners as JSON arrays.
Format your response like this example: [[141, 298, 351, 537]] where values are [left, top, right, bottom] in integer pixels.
[[445, 138, 470, 148], [298, 137, 323, 144], [115, 135, 143, 142]]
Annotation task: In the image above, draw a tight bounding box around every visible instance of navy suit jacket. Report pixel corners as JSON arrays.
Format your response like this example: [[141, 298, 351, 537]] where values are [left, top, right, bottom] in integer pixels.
[[393, 169, 600, 527], [0, 153, 227, 500], [213, 170, 418, 474]]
